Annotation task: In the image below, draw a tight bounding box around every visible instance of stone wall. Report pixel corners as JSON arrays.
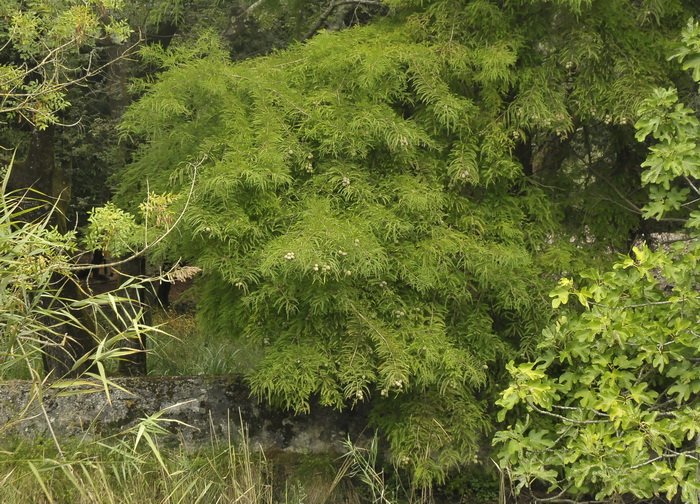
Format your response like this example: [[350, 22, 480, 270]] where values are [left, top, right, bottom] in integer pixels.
[[0, 375, 371, 453]]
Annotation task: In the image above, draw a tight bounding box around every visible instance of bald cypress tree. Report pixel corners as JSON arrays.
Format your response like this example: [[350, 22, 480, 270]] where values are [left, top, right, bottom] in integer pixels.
[[117, 0, 695, 485]]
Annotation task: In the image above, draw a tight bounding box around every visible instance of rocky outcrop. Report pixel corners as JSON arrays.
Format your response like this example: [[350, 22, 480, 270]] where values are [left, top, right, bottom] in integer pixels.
[[0, 375, 370, 453]]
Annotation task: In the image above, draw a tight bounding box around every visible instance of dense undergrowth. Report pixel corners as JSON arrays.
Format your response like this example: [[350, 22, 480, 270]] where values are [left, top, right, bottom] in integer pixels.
[[0, 429, 293, 504], [1, 441, 272, 503], [3, 1, 700, 501], [0, 432, 498, 504]]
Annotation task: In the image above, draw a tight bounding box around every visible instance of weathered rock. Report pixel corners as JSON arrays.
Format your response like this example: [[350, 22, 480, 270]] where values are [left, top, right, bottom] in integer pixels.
[[0, 375, 370, 453]]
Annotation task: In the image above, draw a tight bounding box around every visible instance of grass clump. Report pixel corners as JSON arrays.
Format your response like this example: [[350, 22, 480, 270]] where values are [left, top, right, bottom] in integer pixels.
[[0, 428, 274, 504], [149, 310, 262, 376]]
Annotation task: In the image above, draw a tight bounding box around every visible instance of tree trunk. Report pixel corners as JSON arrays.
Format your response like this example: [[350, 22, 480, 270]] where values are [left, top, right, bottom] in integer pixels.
[[8, 125, 70, 233]]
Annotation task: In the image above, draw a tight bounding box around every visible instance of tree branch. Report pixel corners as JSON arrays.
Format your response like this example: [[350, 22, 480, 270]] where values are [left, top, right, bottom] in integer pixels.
[[526, 400, 609, 425], [244, 0, 267, 15], [64, 154, 204, 273], [685, 176, 700, 197], [630, 450, 700, 469], [589, 298, 691, 309], [551, 404, 609, 418], [304, 0, 385, 40], [0, 38, 142, 125]]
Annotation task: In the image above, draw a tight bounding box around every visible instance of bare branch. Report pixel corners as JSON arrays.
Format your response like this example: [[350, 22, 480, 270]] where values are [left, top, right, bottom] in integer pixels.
[[551, 404, 609, 418], [630, 450, 700, 469], [587, 167, 643, 214], [588, 298, 692, 309], [526, 400, 609, 425], [685, 176, 700, 197]]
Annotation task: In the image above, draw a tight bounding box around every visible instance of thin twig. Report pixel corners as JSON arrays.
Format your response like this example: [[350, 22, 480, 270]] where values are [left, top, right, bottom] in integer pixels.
[[588, 298, 690, 309], [551, 404, 609, 418], [65, 154, 204, 273], [526, 400, 609, 425], [685, 176, 700, 197], [1, 38, 142, 124], [630, 450, 700, 469]]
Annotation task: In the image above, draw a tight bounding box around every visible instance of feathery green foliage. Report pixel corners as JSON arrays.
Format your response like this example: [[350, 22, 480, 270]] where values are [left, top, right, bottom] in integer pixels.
[[117, 0, 695, 486]]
